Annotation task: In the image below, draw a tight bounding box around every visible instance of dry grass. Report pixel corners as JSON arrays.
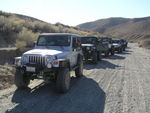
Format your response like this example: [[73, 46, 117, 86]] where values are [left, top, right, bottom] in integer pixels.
[[139, 38, 150, 49], [0, 65, 15, 90]]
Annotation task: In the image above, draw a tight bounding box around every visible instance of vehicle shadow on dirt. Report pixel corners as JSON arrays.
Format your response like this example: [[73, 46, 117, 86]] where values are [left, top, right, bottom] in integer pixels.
[[7, 76, 106, 113], [84, 59, 121, 70], [104, 54, 126, 60], [118, 49, 132, 55]]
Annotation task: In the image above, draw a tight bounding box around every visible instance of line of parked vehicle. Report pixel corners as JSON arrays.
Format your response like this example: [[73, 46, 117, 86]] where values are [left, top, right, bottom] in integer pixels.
[[81, 36, 128, 64], [14, 33, 128, 93]]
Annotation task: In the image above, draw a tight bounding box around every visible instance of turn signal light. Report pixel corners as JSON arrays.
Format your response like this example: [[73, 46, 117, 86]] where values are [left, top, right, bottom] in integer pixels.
[[53, 61, 59, 65]]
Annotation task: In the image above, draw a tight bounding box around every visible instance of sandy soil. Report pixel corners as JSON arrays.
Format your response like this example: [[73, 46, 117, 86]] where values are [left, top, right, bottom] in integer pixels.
[[0, 65, 15, 90], [0, 43, 150, 113]]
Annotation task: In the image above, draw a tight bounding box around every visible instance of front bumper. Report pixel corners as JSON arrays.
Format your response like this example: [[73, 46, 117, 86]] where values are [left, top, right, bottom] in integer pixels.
[[82, 50, 96, 60], [114, 46, 121, 51], [17, 63, 56, 74]]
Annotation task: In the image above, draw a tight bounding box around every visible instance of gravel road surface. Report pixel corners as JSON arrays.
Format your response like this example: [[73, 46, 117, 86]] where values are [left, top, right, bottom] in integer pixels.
[[0, 43, 150, 113]]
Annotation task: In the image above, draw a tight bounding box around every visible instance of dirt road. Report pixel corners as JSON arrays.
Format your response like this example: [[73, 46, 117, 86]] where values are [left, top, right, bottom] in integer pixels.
[[0, 43, 150, 113]]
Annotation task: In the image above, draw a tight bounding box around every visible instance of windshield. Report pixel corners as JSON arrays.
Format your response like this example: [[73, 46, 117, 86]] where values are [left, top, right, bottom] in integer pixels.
[[100, 38, 110, 42], [81, 37, 97, 44], [112, 40, 120, 43], [37, 35, 71, 46]]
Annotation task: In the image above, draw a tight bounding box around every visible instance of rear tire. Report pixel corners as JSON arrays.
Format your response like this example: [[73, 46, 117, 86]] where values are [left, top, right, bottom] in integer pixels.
[[75, 57, 83, 77], [92, 51, 98, 64], [56, 68, 70, 93], [14, 69, 30, 89]]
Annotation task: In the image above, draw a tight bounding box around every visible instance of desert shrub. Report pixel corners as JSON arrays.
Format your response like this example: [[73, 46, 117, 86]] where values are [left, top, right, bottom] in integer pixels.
[[139, 38, 150, 49], [15, 40, 27, 48], [16, 27, 39, 47]]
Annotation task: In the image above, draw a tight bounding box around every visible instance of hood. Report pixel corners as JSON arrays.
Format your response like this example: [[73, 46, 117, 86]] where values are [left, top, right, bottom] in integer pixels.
[[23, 49, 68, 57], [112, 43, 120, 46], [112, 43, 121, 47], [81, 44, 94, 47]]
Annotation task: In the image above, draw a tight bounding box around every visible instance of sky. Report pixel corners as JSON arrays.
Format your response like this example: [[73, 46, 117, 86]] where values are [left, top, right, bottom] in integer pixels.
[[0, 0, 150, 26]]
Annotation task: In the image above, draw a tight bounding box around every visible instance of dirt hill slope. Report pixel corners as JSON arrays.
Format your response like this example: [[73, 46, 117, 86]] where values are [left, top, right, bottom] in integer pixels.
[[78, 17, 150, 41]]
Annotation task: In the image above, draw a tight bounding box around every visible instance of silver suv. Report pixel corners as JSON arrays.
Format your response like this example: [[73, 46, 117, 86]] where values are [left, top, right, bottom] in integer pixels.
[[14, 33, 83, 93]]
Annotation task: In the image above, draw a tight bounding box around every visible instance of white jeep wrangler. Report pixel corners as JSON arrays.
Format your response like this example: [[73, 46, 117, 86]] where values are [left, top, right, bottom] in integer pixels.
[[14, 33, 83, 93]]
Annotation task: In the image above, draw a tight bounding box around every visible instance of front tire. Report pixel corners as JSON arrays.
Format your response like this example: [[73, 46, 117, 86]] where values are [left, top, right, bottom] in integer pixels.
[[104, 51, 109, 57], [14, 69, 30, 89], [56, 68, 70, 93], [97, 51, 102, 61], [110, 49, 115, 56]]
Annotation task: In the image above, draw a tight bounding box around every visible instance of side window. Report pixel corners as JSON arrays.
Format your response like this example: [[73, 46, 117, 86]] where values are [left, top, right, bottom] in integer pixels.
[[77, 37, 81, 48], [72, 36, 81, 50], [72, 37, 77, 48]]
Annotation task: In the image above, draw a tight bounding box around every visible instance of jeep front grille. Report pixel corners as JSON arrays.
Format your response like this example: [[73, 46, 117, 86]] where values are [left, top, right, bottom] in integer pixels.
[[29, 56, 46, 65]]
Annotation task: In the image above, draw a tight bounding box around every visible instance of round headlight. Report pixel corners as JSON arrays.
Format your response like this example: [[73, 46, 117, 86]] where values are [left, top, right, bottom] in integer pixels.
[[47, 63, 52, 68], [46, 56, 52, 68], [46, 56, 52, 63], [22, 55, 28, 62]]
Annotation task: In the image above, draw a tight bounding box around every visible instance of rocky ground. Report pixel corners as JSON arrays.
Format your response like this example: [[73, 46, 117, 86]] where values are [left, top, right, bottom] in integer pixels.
[[0, 65, 15, 90], [0, 43, 150, 113]]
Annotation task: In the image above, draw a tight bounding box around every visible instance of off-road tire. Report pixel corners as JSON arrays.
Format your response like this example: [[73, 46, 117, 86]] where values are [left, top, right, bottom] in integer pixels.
[[120, 48, 123, 53], [56, 68, 70, 93], [110, 50, 115, 56], [104, 51, 109, 57], [123, 47, 125, 51], [15, 69, 30, 89], [75, 57, 83, 77], [118, 48, 122, 53], [92, 51, 98, 64], [97, 51, 102, 61]]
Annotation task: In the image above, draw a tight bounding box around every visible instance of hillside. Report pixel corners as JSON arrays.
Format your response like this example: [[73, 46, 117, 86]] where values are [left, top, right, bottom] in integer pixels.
[[78, 17, 150, 41], [0, 11, 104, 47]]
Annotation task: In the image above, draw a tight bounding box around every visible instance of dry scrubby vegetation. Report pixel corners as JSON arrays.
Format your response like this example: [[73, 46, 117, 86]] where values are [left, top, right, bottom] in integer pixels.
[[139, 39, 150, 49], [0, 65, 15, 90], [0, 11, 104, 48]]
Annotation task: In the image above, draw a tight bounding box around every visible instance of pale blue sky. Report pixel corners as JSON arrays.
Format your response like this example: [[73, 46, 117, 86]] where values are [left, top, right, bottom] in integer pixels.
[[0, 0, 150, 26]]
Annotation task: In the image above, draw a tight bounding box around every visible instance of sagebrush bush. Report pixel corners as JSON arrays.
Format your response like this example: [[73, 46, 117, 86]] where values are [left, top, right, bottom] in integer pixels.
[[15, 40, 27, 48], [139, 38, 150, 49], [17, 27, 39, 47]]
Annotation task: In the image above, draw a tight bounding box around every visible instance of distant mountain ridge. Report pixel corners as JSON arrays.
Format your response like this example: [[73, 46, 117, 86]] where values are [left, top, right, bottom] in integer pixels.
[[78, 17, 150, 41]]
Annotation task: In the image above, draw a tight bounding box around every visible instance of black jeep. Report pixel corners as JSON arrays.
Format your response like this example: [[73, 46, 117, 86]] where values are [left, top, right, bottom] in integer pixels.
[[81, 36, 101, 63]]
